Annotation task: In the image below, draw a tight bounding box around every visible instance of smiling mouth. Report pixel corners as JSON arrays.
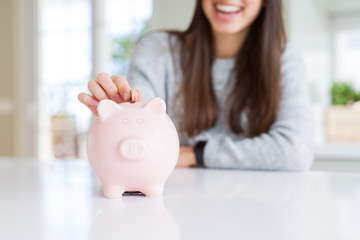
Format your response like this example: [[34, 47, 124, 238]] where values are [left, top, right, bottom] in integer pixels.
[[215, 3, 243, 14]]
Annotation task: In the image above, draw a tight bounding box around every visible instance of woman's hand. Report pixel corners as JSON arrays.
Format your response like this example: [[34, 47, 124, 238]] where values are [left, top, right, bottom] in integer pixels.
[[176, 146, 197, 168], [78, 72, 143, 116]]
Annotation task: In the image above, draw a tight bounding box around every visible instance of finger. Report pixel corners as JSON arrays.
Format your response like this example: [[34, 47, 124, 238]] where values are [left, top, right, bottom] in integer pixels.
[[96, 72, 118, 101], [78, 92, 99, 116], [111, 75, 131, 101], [133, 89, 143, 102], [88, 79, 108, 101]]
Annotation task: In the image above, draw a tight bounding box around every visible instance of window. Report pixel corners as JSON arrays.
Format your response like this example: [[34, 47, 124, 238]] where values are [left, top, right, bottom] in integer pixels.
[[334, 29, 360, 89], [38, 0, 152, 160], [333, 12, 360, 89]]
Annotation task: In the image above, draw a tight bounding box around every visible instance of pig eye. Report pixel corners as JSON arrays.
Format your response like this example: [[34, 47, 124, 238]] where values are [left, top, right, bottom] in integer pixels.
[[136, 117, 143, 124], [121, 118, 129, 124]]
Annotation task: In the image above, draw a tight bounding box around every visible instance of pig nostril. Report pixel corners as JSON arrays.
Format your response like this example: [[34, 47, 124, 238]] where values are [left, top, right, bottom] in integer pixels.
[[137, 147, 143, 153], [136, 118, 143, 124], [125, 147, 131, 153], [122, 118, 129, 124]]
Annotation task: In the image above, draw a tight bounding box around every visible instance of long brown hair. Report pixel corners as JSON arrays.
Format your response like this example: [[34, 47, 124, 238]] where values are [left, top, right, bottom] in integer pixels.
[[171, 0, 286, 138]]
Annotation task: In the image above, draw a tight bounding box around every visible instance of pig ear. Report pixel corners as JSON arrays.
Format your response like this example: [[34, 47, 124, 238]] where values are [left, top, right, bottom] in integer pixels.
[[144, 97, 166, 117], [97, 99, 122, 121]]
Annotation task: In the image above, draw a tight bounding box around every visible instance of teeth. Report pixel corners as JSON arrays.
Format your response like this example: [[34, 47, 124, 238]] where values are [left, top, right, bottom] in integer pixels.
[[216, 4, 241, 13]]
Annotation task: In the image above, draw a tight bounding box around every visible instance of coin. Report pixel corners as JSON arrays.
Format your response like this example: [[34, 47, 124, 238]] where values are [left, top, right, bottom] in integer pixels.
[[129, 89, 135, 103]]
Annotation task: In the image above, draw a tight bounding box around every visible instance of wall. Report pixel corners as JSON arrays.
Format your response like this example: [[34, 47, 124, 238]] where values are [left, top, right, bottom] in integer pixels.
[[0, 0, 36, 158], [285, 0, 332, 145], [0, 0, 16, 157], [150, 0, 196, 31]]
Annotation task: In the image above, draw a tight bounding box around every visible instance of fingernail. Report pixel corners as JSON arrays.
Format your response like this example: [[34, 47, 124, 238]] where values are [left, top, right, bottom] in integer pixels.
[[123, 91, 129, 100], [115, 93, 122, 102], [90, 98, 99, 106]]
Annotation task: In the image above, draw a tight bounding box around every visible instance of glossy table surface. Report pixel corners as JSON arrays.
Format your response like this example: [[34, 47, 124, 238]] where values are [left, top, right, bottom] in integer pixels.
[[0, 158, 360, 240]]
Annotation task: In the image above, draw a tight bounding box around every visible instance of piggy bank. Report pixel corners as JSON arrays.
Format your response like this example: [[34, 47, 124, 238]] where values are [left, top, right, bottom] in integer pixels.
[[87, 97, 180, 198]]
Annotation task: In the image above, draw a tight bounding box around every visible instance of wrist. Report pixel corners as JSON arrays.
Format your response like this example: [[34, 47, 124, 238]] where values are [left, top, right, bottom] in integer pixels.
[[194, 141, 207, 166]]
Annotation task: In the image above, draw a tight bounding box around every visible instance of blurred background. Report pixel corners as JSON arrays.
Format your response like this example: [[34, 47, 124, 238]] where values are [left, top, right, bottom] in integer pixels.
[[0, 0, 359, 172]]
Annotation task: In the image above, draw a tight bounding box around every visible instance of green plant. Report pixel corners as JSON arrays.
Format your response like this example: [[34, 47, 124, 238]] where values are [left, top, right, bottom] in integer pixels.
[[331, 82, 360, 105], [112, 35, 133, 62], [111, 21, 151, 75]]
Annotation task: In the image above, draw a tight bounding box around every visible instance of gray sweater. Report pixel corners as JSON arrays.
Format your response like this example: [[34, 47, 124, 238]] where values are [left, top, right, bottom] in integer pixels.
[[127, 32, 314, 171]]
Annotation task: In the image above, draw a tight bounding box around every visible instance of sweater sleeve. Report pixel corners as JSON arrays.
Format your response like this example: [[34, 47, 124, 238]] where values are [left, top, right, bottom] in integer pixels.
[[203, 47, 314, 171], [127, 32, 170, 103]]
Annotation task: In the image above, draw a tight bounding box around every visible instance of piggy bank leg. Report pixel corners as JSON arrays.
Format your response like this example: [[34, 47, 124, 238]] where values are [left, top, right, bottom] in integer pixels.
[[103, 184, 125, 199], [142, 184, 164, 197]]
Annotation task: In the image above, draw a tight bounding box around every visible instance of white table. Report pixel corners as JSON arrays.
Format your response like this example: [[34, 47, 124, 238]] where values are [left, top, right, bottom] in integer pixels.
[[0, 158, 359, 240]]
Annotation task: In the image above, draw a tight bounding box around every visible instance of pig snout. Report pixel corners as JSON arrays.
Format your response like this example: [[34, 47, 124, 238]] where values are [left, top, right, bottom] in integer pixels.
[[118, 139, 148, 160]]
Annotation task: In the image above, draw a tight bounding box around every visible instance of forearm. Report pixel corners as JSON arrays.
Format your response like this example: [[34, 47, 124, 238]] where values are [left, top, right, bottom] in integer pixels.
[[203, 122, 314, 171]]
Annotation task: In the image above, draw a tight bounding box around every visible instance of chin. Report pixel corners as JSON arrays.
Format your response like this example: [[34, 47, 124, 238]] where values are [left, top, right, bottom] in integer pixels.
[[212, 25, 245, 35]]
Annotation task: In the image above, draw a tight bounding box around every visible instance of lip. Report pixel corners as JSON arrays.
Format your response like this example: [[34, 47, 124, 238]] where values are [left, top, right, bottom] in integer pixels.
[[214, 1, 243, 7], [213, 2, 243, 21]]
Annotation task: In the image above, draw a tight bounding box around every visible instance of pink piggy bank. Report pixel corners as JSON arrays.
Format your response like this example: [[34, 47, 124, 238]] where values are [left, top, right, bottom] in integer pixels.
[[87, 97, 179, 198]]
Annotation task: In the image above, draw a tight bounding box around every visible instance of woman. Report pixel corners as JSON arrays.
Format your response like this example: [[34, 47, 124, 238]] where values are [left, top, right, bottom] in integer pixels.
[[78, 0, 314, 170]]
